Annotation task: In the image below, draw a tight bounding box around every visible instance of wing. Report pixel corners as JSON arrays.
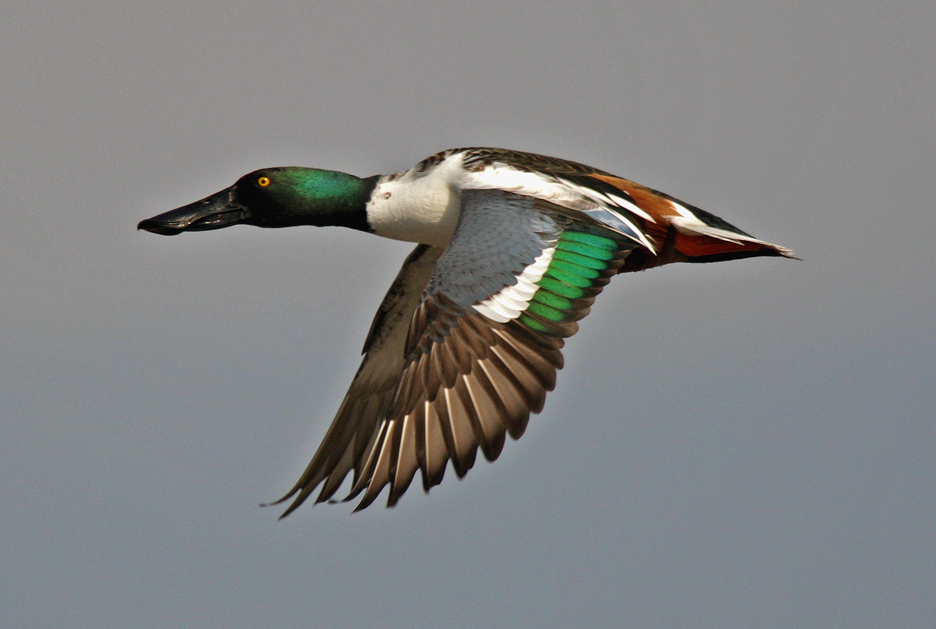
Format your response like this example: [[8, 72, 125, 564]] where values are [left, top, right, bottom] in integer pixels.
[[274, 189, 637, 514], [270, 244, 443, 517], [453, 147, 797, 269], [565, 171, 799, 270]]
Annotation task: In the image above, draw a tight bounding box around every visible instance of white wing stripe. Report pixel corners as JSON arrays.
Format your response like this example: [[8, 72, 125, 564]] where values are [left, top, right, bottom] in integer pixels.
[[606, 193, 655, 222], [473, 246, 555, 323]]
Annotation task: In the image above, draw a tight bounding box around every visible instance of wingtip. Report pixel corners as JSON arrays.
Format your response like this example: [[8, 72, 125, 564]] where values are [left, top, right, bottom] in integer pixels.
[[775, 245, 800, 261], [276, 500, 302, 520], [258, 487, 306, 519]]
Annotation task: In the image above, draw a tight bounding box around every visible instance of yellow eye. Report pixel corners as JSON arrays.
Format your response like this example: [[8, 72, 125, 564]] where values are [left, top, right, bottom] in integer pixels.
[[258, 176, 271, 187]]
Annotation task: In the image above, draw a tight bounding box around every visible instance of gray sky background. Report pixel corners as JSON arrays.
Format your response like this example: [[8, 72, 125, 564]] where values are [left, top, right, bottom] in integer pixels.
[[3, 2, 935, 627]]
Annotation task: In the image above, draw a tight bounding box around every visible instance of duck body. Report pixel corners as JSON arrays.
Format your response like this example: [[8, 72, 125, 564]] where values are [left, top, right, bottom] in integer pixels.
[[139, 147, 794, 514]]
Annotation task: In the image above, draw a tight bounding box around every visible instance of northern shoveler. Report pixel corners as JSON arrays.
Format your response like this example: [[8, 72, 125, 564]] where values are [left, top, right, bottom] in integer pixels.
[[139, 147, 795, 514]]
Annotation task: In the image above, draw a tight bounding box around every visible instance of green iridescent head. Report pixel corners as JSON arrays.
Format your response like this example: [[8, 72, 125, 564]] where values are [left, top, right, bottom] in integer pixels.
[[138, 167, 377, 235]]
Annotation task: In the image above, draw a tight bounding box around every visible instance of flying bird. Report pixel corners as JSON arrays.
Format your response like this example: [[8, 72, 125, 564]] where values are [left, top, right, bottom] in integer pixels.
[[139, 147, 795, 514]]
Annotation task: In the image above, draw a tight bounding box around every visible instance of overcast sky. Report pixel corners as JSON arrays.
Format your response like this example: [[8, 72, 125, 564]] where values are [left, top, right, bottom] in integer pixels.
[[3, 2, 935, 627]]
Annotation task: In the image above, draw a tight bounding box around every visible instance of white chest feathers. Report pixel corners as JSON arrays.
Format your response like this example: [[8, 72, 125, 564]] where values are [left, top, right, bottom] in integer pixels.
[[365, 155, 465, 247]]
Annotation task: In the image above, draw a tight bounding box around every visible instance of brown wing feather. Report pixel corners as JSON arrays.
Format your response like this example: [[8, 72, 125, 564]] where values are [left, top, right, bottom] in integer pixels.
[[269, 244, 442, 518]]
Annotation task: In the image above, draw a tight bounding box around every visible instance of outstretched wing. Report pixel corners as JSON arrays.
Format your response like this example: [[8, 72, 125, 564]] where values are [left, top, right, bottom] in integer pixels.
[[270, 244, 442, 517], [272, 189, 636, 514]]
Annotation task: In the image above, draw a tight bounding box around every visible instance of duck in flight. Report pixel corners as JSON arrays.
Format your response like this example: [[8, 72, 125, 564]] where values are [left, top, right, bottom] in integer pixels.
[[139, 147, 795, 515]]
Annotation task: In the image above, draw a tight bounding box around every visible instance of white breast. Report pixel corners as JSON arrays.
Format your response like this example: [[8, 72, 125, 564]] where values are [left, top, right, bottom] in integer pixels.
[[366, 153, 465, 247]]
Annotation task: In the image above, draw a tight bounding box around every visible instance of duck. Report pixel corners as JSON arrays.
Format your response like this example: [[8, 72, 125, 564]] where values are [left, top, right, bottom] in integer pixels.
[[139, 147, 795, 514]]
